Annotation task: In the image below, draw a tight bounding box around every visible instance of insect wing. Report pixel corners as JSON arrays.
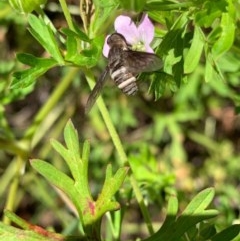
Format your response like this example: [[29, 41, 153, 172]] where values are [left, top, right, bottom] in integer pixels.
[[123, 50, 163, 75], [85, 68, 109, 113]]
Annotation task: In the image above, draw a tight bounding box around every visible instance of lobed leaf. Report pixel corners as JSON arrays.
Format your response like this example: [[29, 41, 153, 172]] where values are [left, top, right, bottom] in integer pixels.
[[64, 120, 80, 160], [65, 35, 104, 68], [30, 159, 82, 214], [28, 14, 64, 64], [10, 58, 57, 89]]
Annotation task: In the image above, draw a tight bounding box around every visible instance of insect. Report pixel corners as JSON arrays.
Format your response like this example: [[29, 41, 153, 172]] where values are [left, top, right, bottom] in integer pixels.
[[85, 33, 163, 113]]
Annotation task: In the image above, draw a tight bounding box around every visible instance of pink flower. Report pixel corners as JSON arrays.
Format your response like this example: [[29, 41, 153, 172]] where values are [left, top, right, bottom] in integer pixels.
[[103, 14, 155, 57]]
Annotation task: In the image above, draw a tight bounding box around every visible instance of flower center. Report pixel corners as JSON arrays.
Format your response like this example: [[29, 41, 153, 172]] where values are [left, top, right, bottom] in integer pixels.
[[131, 41, 146, 52]]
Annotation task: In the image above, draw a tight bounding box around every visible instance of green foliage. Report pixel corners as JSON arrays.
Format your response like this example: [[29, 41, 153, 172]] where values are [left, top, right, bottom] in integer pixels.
[[0, 0, 240, 240], [9, 0, 47, 13], [144, 188, 219, 241], [31, 120, 128, 239], [11, 53, 58, 88]]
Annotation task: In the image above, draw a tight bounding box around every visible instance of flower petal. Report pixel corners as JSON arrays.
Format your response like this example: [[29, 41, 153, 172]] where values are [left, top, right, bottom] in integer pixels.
[[114, 15, 139, 44], [138, 14, 154, 44], [144, 44, 154, 53], [102, 35, 110, 57]]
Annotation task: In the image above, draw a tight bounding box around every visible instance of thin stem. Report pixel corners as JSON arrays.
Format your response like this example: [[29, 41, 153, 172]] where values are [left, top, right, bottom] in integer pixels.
[[129, 175, 154, 234], [3, 156, 24, 224], [84, 69, 154, 235], [83, 69, 128, 164], [58, 0, 74, 30]]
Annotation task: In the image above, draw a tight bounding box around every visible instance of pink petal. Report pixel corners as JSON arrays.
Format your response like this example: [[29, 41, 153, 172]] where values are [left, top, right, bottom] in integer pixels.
[[144, 44, 154, 53], [138, 14, 154, 45], [102, 35, 110, 57], [114, 15, 139, 44]]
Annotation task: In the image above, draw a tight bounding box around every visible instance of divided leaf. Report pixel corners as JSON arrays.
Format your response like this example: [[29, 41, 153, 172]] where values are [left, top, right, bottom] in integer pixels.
[[28, 14, 64, 64], [10, 54, 57, 89]]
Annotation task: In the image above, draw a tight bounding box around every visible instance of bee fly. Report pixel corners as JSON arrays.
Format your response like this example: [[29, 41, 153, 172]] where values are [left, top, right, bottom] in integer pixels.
[[85, 33, 163, 113]]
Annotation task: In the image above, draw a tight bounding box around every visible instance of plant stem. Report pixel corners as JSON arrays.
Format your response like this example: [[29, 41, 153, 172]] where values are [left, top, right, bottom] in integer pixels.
[[84, 69, 154, 235], [83, 69, 128, 163], [3, 156, 24, 224], [58, 0, 74, 30]]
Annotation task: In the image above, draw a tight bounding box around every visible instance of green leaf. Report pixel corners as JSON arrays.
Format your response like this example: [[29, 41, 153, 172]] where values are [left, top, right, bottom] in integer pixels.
[[9, 0, 47, 13], [160, 196, 178, 229], [120, 0, 146, 12], [64, 35, 78, 61], [149, 72, 168, 100], [64, 120, 80, 159], [211, 224, 240, 241], [167, 196, 178, 217], [72, 23, 90, 42], [61, 28, 80, 63], [61, 120, 83, 183], [172, 33, 184, 87], [1, 211, 64, 241], [101, 165, 129, 199], [16, 53, 57, 67], [51, 121, 91, 200], [30, 159, 74, 190], [66, 35, 104, 67], [51, 139, 72, 165], [208, 26, 222, 44], [51, 140, 82, 186], [28, 14, 64, 64], [157, 14, 188, 87], [158, 30, 176, 56], [184, 26, 204, 74], [0, 221, 63, 241], [95, 165, 128, 218], [82, 140, 90, 164], [16, 53, 40, 66], [30, 159, 81, 211], [204, 52, 226, 87], [182, 188, 215, 214], [195, 0, 227, 27], [212, 13, 235, 57], [10, 55, 57, 89], [205, 53, 214, 83], [61, 27, 89, 42], [143, 188, 219, 241], [89, 1, 118, 36]]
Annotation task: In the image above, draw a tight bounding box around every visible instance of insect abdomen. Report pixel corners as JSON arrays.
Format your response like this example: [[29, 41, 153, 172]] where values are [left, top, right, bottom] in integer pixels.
[[110, 66, 138, 95]]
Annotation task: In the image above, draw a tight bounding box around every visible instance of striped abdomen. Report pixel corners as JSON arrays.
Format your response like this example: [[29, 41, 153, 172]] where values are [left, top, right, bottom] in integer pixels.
[[109, 64, 138, 95]]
